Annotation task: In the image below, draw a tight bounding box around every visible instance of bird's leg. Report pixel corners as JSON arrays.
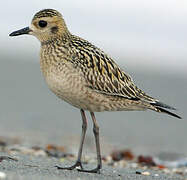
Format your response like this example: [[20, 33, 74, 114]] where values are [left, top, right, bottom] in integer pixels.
[[56, 109, 87, 170], [78, 112, 102, 173]]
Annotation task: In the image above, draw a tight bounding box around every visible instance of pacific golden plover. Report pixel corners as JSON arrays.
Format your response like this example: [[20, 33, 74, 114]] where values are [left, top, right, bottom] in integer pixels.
[[10, 9, 181, 173]]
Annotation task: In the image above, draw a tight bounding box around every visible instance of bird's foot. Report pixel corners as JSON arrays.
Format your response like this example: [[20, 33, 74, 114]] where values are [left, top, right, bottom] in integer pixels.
[[77, 165, 101, 174], [56, 160, 83, 170]]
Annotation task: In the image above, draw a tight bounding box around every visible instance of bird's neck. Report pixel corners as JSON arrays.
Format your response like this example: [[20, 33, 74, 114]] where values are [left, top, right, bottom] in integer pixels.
[[40, 31, 71, 46]]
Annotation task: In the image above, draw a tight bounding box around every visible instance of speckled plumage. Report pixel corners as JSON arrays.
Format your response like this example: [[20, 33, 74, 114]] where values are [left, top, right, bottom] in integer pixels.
[[38, 19, 175, 114], [40, 35, 154, 112], [10, 9, 181, 173]]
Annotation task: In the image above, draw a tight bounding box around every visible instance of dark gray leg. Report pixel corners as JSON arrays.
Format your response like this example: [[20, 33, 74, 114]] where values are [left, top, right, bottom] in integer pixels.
[[78, 112, 102, 173], [56, 109, 87, 170]]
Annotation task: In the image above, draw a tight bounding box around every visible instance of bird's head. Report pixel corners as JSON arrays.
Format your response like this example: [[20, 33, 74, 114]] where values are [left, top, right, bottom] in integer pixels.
[[9, 9, 70, 43]]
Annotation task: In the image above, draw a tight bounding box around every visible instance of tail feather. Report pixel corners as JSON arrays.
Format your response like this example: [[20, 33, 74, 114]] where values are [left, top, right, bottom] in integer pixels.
[[155, 107, 181, 119]]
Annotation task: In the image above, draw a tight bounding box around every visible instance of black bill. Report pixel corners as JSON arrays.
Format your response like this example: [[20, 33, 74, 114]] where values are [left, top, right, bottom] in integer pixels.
[[9, 27, 31, 36]]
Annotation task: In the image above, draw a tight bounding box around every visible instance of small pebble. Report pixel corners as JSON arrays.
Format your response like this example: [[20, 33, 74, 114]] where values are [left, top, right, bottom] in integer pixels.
[[136, 171, 150, 176], [104, 155, 112, 163], [141, 171, 150, 176], [113, 162, 119, 167], [131, 163, 138, 168], [111, 149, 134, 161], [60, 158, 65, 162], [0, 172, 6, 179], [0, 156, 18, 162], [163, 168, 171, 174], [34, 150, 47, 156], [138, 155, 156, 166], [118, 160, 127, 167]]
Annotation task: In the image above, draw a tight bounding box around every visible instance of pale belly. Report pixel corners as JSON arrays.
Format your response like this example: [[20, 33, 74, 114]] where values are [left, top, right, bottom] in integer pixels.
[[41, 63, 147, 112], [44, 73, 146, 112], [43, 66, 107, 111]]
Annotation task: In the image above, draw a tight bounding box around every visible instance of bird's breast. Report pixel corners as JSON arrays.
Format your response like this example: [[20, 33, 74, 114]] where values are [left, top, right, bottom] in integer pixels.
[[40, 56, 92, 109]]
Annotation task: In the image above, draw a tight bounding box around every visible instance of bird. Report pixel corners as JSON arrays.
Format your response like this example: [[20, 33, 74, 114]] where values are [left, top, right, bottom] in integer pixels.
[[9, 9, 181, 173]]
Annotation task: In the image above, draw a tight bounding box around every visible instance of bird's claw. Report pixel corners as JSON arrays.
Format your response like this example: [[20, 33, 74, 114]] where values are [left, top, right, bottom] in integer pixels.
[[77, 166, 101, 173], [55, 161, 83, 170]]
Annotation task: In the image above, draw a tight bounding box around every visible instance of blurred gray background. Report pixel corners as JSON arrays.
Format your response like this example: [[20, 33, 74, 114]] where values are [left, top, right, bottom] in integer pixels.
[[0, 0, 186, 156]]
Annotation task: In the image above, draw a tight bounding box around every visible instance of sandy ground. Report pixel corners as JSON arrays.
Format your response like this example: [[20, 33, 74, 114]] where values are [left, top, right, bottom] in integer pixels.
[[0, 152, 185, 180]]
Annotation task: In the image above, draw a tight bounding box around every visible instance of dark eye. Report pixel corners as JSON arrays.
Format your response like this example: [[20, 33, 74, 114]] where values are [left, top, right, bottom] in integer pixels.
[[38, 20, 47, 28]]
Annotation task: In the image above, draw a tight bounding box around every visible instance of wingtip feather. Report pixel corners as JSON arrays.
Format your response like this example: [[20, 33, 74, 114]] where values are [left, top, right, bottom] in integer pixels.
[[156, 107, 182, 119], [151, 101, 176, 110]]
